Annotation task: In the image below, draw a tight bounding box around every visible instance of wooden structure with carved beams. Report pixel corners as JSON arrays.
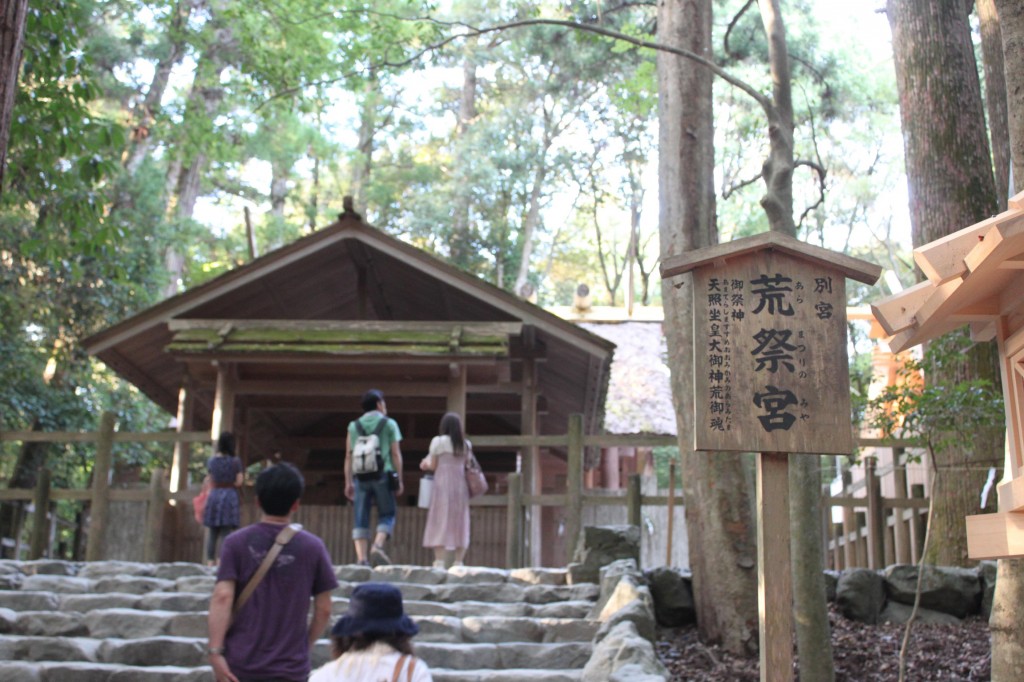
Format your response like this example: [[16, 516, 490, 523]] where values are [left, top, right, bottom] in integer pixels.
[[82, 200, 614, 566], [870, 190, 1024, 559]]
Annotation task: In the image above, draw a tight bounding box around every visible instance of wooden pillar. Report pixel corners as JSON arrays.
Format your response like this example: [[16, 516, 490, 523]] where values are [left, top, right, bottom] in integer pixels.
[[144, 468, 166, 563], [603, 446, 621, 489], [447, 362, 467, 423], [757, 452, 794, 682], [506, 473, 523, 568], [626, 473, 642, 528], [841, 505, 857, 568], [211, 361, 236, 439], [86, 411, 116, 562], [519, 356, 540, 566], [565, 414, 584, 562], [667, 460, 676, 566], [170, 375, 195, 495], [29, 468, 51, 560], [865, 456, 885, 569]]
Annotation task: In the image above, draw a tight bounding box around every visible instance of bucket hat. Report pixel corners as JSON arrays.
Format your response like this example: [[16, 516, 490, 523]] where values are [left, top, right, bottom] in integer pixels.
[[331, 582, 418, 638]]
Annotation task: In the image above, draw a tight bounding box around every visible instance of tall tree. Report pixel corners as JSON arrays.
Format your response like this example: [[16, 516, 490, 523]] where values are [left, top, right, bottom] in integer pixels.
[[887, 0, 1004, 566], [989, 3, 1024, 678], [658, 0, 760, 657], [0, 0, 28, 191]]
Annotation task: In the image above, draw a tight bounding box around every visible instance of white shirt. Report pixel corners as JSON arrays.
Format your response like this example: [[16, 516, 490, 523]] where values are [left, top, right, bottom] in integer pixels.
[[309, 641, 433, 682]]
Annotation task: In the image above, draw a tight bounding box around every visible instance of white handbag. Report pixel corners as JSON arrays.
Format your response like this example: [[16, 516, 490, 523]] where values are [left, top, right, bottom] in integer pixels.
[[418, 474, 433, 509]]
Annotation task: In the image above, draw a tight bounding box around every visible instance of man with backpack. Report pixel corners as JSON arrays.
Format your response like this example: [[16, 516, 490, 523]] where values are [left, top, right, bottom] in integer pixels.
[[345, 389, 404, 566]]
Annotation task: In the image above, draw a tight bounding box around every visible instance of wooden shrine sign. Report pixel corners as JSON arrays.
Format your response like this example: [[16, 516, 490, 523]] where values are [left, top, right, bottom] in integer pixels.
[[663, 231, 883, 456], [662, 231, 881, 682]]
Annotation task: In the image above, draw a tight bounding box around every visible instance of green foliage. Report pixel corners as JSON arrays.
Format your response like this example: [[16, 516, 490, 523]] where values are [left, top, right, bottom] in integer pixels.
[[866, 330, 1005, 460]]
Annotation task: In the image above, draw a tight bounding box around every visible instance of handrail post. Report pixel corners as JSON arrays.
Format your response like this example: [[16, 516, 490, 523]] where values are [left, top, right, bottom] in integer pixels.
[[86, 411, 116, 562], [144, 468, 166, 563], [30, 467, 52, 559], [627, 473, 642, 528], [506, 473, 523, 568], [565, 414, 583, 562]]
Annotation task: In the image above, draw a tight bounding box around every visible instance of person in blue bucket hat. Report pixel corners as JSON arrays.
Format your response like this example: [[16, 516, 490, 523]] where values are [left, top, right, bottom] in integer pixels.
[[309, 582, 432, 682]]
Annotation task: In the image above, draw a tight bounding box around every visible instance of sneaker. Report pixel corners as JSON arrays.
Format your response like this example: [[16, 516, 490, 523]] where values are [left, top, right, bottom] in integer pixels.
[[370, 545, 391, 566]]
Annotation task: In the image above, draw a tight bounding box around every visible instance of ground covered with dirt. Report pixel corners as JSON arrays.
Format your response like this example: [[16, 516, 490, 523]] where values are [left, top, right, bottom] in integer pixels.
[[656, 605, 991, 681]]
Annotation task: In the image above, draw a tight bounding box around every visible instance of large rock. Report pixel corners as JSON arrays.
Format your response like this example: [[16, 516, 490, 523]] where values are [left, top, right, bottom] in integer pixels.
[[581, 620, 668, 682], [878, 600, 962, 626], [976, 561, 997, 619], [645, 566, 695, 627], [836, 568, 886, 624], [883, 564, 981, 618], [569, 525, 640, 584]]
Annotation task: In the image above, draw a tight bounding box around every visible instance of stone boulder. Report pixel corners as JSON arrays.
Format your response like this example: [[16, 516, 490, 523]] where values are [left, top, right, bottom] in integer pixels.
[[645, 566, 695, 627], [883, 564, 981, 619], [836, 568, 886, 624], [568, 525, 640, 584], [582, 620, 668, 682]]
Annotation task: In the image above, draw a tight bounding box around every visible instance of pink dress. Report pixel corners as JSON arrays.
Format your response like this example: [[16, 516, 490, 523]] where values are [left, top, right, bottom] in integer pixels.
[[421, 435, 470, 550]]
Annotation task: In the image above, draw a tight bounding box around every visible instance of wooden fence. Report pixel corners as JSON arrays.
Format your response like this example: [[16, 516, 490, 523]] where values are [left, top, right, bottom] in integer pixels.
[[1, 412, 922, 568]]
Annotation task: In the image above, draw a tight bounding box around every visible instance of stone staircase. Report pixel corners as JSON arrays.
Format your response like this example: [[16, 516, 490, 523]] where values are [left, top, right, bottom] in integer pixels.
[[0, 559, 601, 682]]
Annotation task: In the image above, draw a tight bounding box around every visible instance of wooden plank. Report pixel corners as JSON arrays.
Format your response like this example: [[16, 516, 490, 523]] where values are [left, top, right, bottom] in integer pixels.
[[963, 212, 1024, 275], [913, 212, 1006, 284], [998, 477, 1024, 513], [757, 452, 794, 682], [870, 280, 935, 336], [966, 512, 1024, 559]]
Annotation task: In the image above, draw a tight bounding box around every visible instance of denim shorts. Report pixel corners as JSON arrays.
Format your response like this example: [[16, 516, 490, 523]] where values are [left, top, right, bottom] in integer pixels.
[[352, 475, 396, 539]]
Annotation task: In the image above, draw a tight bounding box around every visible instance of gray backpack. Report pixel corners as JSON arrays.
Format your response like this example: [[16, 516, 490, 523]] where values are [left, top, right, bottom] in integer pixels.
[[352, 418, 388, 481]]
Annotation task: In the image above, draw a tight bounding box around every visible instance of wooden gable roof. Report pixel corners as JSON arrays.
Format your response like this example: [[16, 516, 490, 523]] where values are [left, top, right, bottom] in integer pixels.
[[83, 207, 614, 452]]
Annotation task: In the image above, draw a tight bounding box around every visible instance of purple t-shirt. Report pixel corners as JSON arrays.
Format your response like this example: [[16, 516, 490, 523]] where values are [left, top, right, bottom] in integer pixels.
[[217, 522, 339, 681]]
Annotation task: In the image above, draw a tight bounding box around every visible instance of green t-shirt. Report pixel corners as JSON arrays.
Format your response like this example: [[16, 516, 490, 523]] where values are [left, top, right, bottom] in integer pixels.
[[348, 411, 402, 471]]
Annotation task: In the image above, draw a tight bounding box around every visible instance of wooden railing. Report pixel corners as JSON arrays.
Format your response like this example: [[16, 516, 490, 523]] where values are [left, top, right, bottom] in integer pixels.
[[1, 411, 923, 568]]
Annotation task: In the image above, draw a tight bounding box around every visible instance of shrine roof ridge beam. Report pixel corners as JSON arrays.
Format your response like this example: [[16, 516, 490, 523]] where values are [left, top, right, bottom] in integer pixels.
[[166, 319, 525, 336]]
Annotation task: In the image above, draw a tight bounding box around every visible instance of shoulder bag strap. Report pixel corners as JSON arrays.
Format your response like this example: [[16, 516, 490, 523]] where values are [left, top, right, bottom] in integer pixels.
[[390, 654, 409, 682], [232, 523, 302, 616], [406, 656, 417, 682]]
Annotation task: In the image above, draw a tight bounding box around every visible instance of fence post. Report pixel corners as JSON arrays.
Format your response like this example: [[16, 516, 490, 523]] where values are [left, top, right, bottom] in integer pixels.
[[565, 414, 583, 562], [506, 473, 523, 569], [86, 411, 116, 562], [891, 448, 911, 564], [865, 456, 885, 569], [144, 468, 166, 563], [627, 473, 642, 528], [29, 467, 52, 560]]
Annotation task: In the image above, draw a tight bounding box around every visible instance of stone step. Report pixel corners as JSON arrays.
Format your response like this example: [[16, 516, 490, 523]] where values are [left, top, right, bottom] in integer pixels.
[[2, 608, 596, 644], [0, 660, 212, 681], [0, 634, 591, 672], [430, 669, 582, 682]]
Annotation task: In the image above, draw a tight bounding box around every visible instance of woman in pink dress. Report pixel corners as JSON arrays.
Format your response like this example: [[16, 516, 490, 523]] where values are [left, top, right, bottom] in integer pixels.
[[419, 413, 471, 568]]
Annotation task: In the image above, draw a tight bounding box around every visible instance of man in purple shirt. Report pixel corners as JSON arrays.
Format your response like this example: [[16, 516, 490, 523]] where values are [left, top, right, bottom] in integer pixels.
[[207, 462, 338, 682]]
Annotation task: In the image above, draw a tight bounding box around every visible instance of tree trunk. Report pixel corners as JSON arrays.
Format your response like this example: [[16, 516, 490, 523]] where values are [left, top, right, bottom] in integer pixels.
[[124, 0, 194, 175], [450, 40, 478, 268], [658, 0, 759, 657], [0, 0, 28, 192], [757, 0, 796, 237], [351, 74, 378, 214], [790, 456, 834, 681], [976, 0, 1011, 209], [989, 5, 1024, 677], [887, 0, 1003, 566], [513, 127, 551, 299]]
